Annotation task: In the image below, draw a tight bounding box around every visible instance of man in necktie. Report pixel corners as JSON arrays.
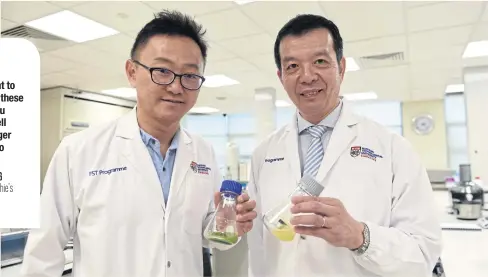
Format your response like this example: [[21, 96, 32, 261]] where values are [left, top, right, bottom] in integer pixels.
[[246, 13, 441, 277], [303, 125, 328, 177]]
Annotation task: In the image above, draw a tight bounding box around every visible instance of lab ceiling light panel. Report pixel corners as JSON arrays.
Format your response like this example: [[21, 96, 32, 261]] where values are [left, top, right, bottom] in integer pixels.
[[25, 10, 119, 43], [234, 0, 257, 5], [101, 88, 137, 100], [345, 57, 360, 72], [190, 106, 219, 113], [275, 100, 292, 107], [462, 41, 488, 58], [254, 93, 272, 101], [343, 92, 377, 101], [445, 84, 464, 93], [202, 75, 240, 88]]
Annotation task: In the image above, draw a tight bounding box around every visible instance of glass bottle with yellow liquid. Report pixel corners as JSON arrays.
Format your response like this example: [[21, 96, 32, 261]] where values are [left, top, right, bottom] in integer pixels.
[[263, 174, 324, 242]]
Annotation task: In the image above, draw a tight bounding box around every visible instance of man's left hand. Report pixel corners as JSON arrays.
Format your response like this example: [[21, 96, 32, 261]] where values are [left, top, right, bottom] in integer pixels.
[[289, 196, 364, 250], [214, 192, 257, 236]]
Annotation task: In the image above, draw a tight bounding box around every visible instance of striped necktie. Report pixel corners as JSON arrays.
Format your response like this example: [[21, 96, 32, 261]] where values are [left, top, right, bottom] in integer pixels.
[[303, 125, 328, 177]]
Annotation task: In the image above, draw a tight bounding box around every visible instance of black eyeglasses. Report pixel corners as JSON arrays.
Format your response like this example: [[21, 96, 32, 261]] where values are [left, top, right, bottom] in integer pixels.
[[132, 60, 206, 90]]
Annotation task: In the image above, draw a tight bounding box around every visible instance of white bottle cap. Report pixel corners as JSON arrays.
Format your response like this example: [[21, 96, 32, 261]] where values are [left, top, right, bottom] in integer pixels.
[[299, 174, 325, 196]]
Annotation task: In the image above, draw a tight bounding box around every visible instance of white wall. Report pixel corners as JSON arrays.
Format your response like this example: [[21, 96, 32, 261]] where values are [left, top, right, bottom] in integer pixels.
[[41, 87, 64, 183], [40, 87, 135, 186], [62, 95, 133, 136], [444, 94, 470, 171], [464, 66, 488, 182], [402, 100, 449, 170]]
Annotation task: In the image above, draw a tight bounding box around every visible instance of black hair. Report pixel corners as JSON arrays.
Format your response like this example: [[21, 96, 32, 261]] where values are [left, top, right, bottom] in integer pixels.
[[130, 10, 208, 63], [274, 14, 344, 71]]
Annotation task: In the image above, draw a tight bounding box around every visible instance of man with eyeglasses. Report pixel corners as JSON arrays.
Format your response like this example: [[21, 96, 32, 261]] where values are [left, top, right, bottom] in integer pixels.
[[20, 10, 257, 277]]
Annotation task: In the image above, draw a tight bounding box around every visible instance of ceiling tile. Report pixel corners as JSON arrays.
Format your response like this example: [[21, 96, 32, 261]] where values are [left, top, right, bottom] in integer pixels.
[[123, 30, 239, 63], [463, 56, 488, 68], [91, 57, 128, 78], [1, 1, 62, 24], [407, 1, 482, 32], [21, 37, 75, 54], [125, 31, 139, 40], [345, 35, 407, 59], [82, 76, 131, 93], [247, 53, 276, 72], [40, 53, 80, 75], [144, 1, 236, 18], [320, 1, 405, 41], [409, 26, 472, 62], [240, 1, 326, 36], [46, 44, 125, 68], [206, 41, 237, 62], [410, 63, 459, 88], [404, 2, 442, 8], [470, 22, 488, 41], [349, 66, 409, 94], [224, 70, 278, 89], [195, 9, 262, 41], [48, 1, 85, 8], [196, 92, 255, 114], [1, 19, 18, 31], [63, 65, 123, 84], [410, 84, 447, 101], [408, 61, 462, 100], [69, 1, 156, 33], [413, 45, 464, 65], [29, 1, 488, 105], [205, 58, 259, 76], [218, 33, 274, 58], [41, 72, 77, 89], [340, 71, 369, 94], [483, 3, 488, 21], [82, 33, 134, 59]]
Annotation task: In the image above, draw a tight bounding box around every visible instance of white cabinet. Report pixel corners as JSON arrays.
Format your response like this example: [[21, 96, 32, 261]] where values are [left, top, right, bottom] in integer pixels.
[[41, 87, 135, 186]]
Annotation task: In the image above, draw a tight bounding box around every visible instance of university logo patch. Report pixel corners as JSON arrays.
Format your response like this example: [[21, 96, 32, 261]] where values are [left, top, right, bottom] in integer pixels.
[[190, 161, 211, 175], [190, 161, 198, 173], [350, 146, 361, 157], [350, 146, 383, 162]]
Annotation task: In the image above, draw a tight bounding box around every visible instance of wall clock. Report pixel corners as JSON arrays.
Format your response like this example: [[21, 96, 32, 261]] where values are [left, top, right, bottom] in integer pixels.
[[412, 114, 435, 135]]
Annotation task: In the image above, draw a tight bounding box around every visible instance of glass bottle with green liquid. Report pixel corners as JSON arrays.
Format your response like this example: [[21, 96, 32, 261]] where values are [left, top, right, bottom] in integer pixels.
[[263, 174, 324, 242], [204, 180, 242, 246]]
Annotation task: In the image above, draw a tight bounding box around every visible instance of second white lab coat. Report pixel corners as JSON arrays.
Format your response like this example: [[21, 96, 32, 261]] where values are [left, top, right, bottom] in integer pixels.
[[247, 102, 442, 277], [21, 108, 227, 277]]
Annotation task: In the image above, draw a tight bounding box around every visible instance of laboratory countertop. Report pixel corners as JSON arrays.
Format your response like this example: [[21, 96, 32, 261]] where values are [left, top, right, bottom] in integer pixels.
[[1, 249, 73, 277], [1, 191, 487, 277], [432, 191, 488, 277]]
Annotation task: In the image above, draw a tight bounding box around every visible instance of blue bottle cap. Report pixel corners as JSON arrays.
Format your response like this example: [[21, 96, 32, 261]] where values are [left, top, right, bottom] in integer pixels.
[[220, 180, 243, 196]]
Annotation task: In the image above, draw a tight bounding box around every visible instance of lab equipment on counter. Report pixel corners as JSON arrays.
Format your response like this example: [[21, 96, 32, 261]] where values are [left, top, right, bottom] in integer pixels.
[[204, 180, 242, 247], [450, 164, 484, 220], [1, 229, 29, 268], [477, 217, 488, 229], [445, 176, 456, 189], [432, 258, 446, 277], [445, 176, 456, 212], [473, 176, 488, 210], [263, 174, 324, 242], [225, 142, 240, 180], [428, 169, 456, 185], [241, 182, 248, 195], [473, 176, 484, 188]]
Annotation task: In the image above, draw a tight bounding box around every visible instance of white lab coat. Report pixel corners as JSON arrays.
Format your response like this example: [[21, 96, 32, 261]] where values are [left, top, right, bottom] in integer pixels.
[[247, 102, 442, 277], [21, 108, 228, 277]]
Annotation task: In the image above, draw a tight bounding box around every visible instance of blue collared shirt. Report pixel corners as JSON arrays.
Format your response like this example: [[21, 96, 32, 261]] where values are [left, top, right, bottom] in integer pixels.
[[140, 128, 179, 205], [297, 100, 343, 175]]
